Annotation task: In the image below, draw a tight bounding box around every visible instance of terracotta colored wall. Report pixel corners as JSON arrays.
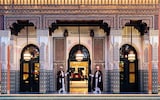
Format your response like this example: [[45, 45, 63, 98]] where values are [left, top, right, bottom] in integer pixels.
[[158, 11, 160, 85]]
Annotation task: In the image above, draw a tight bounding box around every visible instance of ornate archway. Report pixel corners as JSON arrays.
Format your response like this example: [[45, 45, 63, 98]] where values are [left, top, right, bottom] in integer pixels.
[[68, 44, 91, 93], [119, 44, 139, 93], [20, 44, 39, 92]]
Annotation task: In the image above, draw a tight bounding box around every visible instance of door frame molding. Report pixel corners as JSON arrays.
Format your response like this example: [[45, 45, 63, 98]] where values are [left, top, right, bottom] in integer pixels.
[[119, 44, 139, 93], [20, 44, 40, 92], [68, 44, 91, 93]]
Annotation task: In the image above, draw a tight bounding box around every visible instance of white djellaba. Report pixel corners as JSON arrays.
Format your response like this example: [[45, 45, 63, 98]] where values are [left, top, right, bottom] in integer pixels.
[[58, 66, 68, 94]]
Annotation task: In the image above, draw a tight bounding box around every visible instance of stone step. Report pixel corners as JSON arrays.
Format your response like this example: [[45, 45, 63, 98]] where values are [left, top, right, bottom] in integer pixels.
[[0, 94, 160, 100], [158, 85, 160, 93]]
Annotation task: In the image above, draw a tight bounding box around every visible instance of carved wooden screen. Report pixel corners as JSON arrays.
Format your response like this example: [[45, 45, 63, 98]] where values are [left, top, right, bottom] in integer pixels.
[[54, 38, 65, 62], [93, 38, 104, 62]]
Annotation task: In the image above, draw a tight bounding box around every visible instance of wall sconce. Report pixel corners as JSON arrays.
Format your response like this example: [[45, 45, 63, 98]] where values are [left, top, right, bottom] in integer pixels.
[[90, 29, 94, 37], [63, 29, 68, 37]]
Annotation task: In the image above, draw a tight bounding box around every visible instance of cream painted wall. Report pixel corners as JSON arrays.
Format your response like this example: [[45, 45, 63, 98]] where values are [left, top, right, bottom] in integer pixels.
[[120, 27, 143, 70], [15, 37, 39, 70]]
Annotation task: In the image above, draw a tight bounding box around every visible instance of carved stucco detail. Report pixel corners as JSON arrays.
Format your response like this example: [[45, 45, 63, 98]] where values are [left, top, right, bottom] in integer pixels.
[[0, 5, 158, 16], [118, 15, 154, 29], [43, 15, 116, 29], [4, 14, 156, 30], [4, 15, 42, 30]]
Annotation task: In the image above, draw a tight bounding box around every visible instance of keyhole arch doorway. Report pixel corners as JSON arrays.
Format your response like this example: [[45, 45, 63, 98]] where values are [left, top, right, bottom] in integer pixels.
[[119, 44, 139, 93], [68, 44, 91, 93], [20, 44, 40, 93]]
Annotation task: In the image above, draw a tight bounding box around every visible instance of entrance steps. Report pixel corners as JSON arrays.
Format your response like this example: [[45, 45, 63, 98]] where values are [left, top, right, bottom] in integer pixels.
[[0, 94, 160, 100], [159, 85, 160, 94], [70, 81, 88, 93]]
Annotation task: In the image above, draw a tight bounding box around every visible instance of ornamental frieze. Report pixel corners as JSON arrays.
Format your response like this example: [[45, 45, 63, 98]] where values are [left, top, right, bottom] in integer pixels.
[[4, 14, 155, 30], [118, 15, 155, 29], [0, 7, 158, 15], [4, 15, 42, 29]]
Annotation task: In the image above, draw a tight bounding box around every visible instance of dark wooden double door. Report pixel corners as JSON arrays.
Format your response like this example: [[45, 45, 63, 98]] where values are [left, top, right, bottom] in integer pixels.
[[20, 59, 39, 92], [120, 58, 139, 93]]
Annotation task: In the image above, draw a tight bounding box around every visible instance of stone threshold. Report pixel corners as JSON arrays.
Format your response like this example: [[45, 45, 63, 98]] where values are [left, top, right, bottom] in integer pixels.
[[0, 94, 160, 100]]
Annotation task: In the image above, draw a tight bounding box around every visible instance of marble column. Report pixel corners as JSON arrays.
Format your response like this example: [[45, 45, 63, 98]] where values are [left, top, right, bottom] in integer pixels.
[[0, 30, 10, 94], [9, 35, 17, 93], [112, 43, 120, 94], [104, 36, 109, 92], [150, 30, 159, 94], [37, 30, 49, 93], [110, 30, 122, 93], [48, 36, 54, 93], [142, 34, 149, 93], [109, 43, 113, 93]]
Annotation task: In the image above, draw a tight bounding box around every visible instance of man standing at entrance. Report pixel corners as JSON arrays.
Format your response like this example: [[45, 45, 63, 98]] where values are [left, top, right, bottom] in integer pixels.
[[90, 65, 103, 94], [57, 66, 68, 93]]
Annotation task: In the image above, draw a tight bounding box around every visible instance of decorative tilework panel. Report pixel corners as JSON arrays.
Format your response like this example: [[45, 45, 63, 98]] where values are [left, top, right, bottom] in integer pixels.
[[45, 70, 50, 93], [139, 70, 148, 93], [113, 69, 120, 93], [142, 70, 148, 93], [0, 15, 4, 30], [10, 70, 16, 93], [49, 71, 54, 93], [103, 70, 108, 92], [40, 70, 54, 93], [107, 70, 112, 92], [152, 69, 158, 94], [40, 69, 47, 93], [15, 71, 20, 93], [1, 70, 7, 94]]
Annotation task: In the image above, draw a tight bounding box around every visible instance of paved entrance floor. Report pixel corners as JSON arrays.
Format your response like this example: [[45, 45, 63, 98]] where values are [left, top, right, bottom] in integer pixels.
[[0, 94, 160, 100]]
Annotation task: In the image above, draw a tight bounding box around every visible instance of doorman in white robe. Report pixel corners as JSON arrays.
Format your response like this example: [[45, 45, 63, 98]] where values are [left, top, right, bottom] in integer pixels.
[[90, 65, 103, 94], [57, 66, 68, 93]]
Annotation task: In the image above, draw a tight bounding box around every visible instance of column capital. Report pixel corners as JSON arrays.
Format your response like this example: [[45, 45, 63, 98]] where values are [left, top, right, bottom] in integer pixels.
[[37, 29, 49, 37], [0, 30, 11, 45], [0, 30, 11, 37], [143, 34, 150, 45], [110, 29, 122, 46], [149, 30, 158, 46], [37, 29, 49, 45]]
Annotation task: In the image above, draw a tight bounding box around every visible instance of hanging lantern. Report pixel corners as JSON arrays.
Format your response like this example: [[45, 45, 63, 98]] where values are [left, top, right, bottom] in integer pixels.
[[75, 26, 84, 61], [128, 50, 135, 62], [75, 49, 84, 61], [23, 26, 31, 61], [23, 50, 31, 61]]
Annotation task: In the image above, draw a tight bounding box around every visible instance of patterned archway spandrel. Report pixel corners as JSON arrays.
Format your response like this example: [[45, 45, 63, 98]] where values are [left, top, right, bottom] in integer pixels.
[[118, 15, 154, 29], [43, 15, 116, 29], [4, 15, 42, 30]]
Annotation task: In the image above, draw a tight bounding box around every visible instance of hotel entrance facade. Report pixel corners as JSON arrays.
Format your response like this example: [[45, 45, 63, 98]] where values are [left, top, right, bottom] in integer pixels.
[[0, 0, 159, 94]]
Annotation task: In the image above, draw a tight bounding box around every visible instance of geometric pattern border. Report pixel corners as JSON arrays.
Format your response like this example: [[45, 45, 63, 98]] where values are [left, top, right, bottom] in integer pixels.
[[43, 15, 116, 29], [4, 14, 156, 30], [118, 15, 154, 29], [4, 15, 42, 29]]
